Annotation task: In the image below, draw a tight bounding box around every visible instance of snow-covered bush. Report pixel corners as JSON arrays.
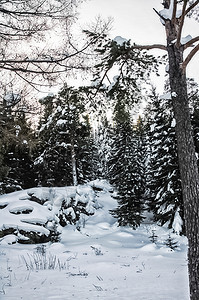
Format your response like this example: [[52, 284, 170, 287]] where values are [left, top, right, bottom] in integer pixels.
[[55, 186, 98, 227], [0, 179, 22, 195]]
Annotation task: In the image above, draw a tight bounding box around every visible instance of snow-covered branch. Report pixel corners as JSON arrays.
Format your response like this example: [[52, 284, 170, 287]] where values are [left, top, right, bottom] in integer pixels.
[[153, 8, 167, 23], [184, 36, 199, 49]]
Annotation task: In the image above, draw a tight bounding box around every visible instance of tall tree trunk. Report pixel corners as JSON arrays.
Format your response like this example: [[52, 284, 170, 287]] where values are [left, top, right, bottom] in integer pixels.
[[71, 138, 78, 186], [166, 16, 199, 300]]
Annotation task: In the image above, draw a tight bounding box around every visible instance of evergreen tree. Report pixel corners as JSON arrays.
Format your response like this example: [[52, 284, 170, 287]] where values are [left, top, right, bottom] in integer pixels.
[[35, 85, 96, 187], [0, 95, 37, 193], [108, 100, 146, 228], [146, 89, 184, 234], [189, 79, 199, 161]]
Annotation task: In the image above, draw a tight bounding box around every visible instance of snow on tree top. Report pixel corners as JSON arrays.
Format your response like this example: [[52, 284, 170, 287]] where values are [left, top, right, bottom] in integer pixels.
[[159, 0, 182, 24], [113, 36, 128, 46], [4, 92, 21, 106]]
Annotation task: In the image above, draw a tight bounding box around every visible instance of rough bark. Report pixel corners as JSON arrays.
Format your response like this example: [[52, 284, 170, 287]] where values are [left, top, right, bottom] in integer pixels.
[[164, 2, 199, 298], [168, 46, 199, 300]]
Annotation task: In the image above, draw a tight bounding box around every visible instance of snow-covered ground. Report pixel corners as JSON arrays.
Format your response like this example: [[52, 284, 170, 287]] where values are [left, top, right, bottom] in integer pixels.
[[0, 182, 189, 299]]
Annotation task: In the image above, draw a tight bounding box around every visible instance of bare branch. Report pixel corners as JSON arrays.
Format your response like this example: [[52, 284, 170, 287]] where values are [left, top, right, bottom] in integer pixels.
[[132, 44, 167, 51], [153, 8, 167, 23], [172, 0, 178, 22], [176, 0, 188, 48], [182, 43, 199, 70], [184, 36, 199, 49], [0, 2, 71, 18], [0, 38, 96, 74]]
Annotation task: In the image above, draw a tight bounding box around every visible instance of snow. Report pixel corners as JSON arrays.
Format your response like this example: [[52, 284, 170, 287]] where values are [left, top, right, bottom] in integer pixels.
[[160, 92, 172, 100], [34, 154, 44, 165], [172, 92, 177, 97], [59, 142, 71, 148], [0, 181, 189, 299], [0, 196, 53, 236], [113, 36, 128, 46], [4, 92, 21, 106], [159, 92, 178, 100], [159, 0, 182, 24], [88, 179, 113, 192], [165, 64, 169, 72], [181, 35, 192, 45], [171, 118, 176, 127], [150, 124, 155, 132], [107, 75, 119, 92], [173, 209, 183, 235], [57, 119, 67, 126]]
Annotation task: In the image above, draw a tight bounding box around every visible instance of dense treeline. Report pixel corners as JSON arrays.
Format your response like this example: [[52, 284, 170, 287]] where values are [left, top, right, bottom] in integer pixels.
[[1, 82, 199, 236]]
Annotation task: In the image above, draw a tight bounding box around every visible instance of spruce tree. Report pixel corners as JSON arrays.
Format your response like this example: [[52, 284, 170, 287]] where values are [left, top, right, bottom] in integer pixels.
[[35, 85, 95, 187], [146, 89, 184, 234], [0, 95, 37, 193], [95, 117, 113, 179], [108, 100, 146, 228]]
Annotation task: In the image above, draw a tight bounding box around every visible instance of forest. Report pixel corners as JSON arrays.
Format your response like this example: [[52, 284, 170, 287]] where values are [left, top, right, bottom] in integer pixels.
[[0, 1, 199, 299]]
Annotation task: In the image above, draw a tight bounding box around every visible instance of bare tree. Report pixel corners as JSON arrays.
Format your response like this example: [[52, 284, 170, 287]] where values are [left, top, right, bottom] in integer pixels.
[[0, 0, 96, 92]]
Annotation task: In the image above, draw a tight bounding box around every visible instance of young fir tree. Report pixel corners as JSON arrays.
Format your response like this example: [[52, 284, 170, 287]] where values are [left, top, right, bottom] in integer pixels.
[[35, 85, 95, 187], [146, 89, 184, 234], [108, 100, 146, 228]]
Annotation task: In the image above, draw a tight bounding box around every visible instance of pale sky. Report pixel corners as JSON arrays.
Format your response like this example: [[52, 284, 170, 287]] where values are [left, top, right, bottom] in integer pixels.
[[77, 0, 199, 88]]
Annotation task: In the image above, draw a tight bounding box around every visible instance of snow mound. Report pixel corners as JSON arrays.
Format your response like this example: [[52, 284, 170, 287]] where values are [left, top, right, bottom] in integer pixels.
[[0, 184, 189, 299], [140, 243, 157, 252], [0, 183, 100, 244], [88, 179, 113, 192]]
